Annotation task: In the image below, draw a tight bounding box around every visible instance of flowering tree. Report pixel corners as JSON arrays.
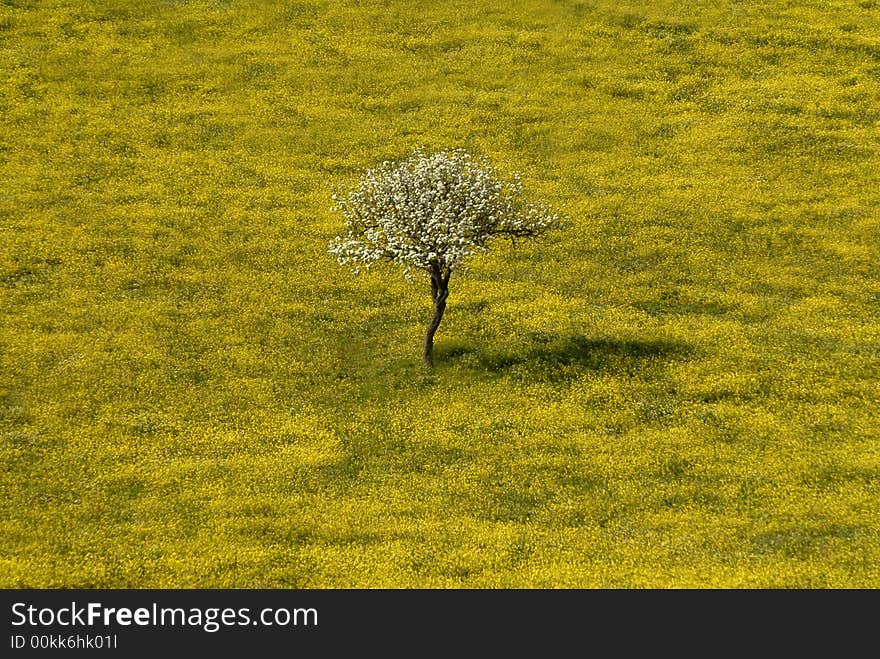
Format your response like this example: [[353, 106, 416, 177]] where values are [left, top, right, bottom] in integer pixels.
[[328, 148, 564, 367]]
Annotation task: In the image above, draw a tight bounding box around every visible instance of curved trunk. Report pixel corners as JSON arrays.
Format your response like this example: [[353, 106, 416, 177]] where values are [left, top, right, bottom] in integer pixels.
[[422, 266, 450, 368]]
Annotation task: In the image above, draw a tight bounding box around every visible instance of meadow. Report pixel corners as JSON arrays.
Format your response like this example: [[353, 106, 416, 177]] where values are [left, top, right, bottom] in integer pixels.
[[1, 0, 878, 587]]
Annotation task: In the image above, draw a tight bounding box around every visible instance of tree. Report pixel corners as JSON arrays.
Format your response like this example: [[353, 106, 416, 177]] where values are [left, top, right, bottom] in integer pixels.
[[328, 148, 564, 367]]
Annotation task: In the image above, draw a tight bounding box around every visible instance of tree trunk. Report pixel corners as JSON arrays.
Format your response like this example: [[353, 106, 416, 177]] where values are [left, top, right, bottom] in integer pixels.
[[422, 267, 450, 368]]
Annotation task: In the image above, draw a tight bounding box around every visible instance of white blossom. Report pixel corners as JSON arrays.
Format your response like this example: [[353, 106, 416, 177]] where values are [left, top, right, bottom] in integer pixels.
[[327, 148, 564, 278]]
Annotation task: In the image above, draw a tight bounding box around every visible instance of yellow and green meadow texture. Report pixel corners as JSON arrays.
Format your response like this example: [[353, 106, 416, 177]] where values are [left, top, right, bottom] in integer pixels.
[[2, 0, 879, 587]]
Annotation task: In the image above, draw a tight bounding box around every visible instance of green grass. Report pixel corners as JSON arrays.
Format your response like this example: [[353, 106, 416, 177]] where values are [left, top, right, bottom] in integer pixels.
[[1, 0, 878, 587]]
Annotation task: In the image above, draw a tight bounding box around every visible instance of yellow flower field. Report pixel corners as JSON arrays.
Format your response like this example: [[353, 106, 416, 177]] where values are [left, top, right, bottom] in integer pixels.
[[1, 0, 878, 587]]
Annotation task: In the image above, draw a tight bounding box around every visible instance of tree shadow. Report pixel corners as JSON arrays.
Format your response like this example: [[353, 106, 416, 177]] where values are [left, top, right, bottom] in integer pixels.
[[439, 332, 693, 381]]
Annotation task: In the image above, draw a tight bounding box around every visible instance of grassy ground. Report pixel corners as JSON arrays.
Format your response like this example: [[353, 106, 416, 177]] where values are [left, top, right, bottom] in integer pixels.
[[1, 0, 878, 587]]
